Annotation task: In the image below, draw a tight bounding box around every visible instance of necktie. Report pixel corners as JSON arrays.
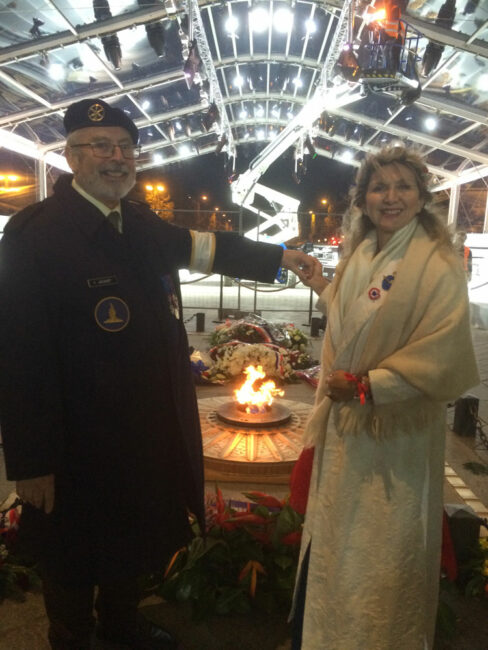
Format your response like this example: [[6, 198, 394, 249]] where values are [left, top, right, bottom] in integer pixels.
[[107, 211, 122, 233]]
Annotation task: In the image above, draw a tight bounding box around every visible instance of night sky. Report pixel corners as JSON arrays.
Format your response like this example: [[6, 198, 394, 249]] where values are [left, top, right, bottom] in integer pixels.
[[139, 145, 357, 217]]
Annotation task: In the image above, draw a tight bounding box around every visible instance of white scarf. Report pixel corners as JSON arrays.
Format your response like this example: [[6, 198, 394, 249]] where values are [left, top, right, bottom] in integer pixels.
[[303, 221, 478, 446]]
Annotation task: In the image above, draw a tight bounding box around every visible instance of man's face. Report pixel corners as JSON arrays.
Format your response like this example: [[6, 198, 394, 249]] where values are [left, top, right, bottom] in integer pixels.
[[65, 126, 136, 208]]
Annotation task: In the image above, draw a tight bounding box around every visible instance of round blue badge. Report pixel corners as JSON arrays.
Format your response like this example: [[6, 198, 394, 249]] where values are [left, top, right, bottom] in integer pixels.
[[382, 274, 395, 291], [94, 297, 130, 332]]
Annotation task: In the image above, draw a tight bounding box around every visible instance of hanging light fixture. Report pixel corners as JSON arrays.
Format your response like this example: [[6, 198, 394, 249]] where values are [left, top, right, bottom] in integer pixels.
[[92, 1, 122, 70]]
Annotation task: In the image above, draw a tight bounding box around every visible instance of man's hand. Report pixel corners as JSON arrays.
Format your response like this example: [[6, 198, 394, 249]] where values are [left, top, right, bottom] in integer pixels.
[[296, 256, 330, 296], [16, 474, 55, 514], [281, 250, 317, 279]]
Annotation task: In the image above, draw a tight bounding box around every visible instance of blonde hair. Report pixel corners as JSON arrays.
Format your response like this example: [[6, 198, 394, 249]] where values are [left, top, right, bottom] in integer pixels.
[[341, 147, 454, 260]]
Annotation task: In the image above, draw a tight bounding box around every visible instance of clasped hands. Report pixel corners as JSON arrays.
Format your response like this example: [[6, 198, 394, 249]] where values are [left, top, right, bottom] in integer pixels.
[[16, 474, 55, 514], [281, 250, 329, 296]]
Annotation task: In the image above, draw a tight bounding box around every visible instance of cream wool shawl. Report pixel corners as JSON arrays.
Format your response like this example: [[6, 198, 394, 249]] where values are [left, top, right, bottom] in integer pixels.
[[304, 222, 479, 446]]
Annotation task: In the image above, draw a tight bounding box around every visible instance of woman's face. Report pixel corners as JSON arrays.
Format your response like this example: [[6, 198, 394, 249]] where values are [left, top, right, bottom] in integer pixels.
[[363, 163, 424, 246]]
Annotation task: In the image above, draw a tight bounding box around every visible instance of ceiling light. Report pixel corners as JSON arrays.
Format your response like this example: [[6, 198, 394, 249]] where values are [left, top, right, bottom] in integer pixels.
[[141, 100, 151, 111], [225, 16, 239, 35], [305, 18, 316, 34], [48, 63, 66, 81], [201, 102, 220, 131], [340, 149, 354, 163], [179, 144, 191, 157], [250, 6, 269, 33], [424, 116, 438, 131], [271, 105, 280, 118], [239, 108, 248, 119], [476, 73, 488, 92], [234, 74, 244, 89], [175, 121, 182, 130], [254, 104, 264, 117], [273, 7, 293, 33], [292, 77, 303, 88], [257, 129, 265, 140]]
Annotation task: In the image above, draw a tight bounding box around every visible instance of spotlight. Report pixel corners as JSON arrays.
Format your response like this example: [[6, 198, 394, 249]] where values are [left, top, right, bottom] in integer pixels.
[[146, 21, 165, 57], [304, 136, 317, 158], [421, 42, 444, 76], [29, 17, 44, 38], [183, 40, 201, 89], [201, 102, 220, 131], [344, 123, 355, 142], [292, 157, 307, 184], [68, 57, 83, 70], [327, 119, 337, 136], [102, 33, 122, 70], [215, 135, 228, 154], [93, 0, 112, 21]]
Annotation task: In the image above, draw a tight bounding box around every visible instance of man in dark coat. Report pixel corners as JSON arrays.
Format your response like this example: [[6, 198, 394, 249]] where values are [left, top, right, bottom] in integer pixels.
[[0, 98, 314, 650]]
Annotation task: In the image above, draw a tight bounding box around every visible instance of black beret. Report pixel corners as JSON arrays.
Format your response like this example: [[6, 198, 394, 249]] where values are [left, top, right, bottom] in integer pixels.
[[63, 98, 139, 144]]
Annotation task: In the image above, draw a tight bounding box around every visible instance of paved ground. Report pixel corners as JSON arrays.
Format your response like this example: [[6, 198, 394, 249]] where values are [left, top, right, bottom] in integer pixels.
[[1, 310, 487, 650]]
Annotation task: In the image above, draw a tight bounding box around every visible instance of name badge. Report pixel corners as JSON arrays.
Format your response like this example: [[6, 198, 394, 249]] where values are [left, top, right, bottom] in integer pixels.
[[87, 275, 118, 288]]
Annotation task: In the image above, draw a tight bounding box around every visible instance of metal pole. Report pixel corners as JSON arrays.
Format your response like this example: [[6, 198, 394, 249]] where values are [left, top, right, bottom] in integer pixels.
[[308, 287, 314, 325], [219, 274, 224, 320], [483, 191, 488, 234], [447, 183, 460, 228]]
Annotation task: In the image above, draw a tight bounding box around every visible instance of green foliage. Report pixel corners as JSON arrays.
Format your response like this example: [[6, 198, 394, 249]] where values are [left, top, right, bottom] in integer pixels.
[[457, 537, 488, 599], [159, 489, 303, 621], [0, 502, 41, 603]]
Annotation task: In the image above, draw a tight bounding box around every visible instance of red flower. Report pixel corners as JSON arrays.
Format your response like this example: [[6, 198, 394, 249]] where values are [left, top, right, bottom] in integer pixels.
[[281, 531, 302, 546]]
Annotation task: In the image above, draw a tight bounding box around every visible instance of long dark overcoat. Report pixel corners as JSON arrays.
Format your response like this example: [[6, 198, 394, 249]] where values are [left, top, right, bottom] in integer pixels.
[[0, 174, 282, 585]]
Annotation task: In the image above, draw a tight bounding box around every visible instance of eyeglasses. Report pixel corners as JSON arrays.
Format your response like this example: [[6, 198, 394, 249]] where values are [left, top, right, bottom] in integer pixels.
[[69, 142, 141, 160]]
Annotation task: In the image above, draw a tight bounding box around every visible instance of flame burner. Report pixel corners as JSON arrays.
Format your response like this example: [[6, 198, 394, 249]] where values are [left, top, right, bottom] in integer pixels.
[[216, 400, 291, 428]]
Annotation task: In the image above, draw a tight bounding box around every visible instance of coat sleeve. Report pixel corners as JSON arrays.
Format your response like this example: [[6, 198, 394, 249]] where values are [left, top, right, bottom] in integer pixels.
[[0, 233, 65, 480], [178, 229, 283, 283], [212, 232, 283, 283]]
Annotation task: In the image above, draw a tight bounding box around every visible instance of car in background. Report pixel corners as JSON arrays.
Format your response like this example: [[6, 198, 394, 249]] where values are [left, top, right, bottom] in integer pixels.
[[281, 242, 340, 286], [310, 244, 341, 281]]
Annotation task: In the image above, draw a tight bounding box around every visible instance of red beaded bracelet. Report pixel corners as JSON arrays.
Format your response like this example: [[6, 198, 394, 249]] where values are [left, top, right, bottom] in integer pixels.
[[344, 372, 371, 405]]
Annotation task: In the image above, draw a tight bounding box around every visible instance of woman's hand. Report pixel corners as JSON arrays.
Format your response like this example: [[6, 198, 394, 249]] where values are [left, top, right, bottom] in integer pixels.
[[296, 256, 330, 296], [326, 370, 359, 402]]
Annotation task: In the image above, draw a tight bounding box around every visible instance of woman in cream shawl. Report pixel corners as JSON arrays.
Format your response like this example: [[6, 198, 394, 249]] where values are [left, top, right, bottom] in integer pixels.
[[292, 147, 479, 650]]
